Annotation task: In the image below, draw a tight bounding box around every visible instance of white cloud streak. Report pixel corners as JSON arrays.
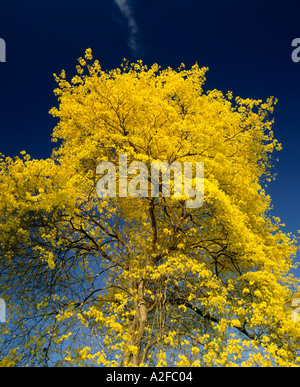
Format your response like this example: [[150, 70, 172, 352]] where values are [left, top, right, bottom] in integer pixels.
[[113, 0, 141, 57]]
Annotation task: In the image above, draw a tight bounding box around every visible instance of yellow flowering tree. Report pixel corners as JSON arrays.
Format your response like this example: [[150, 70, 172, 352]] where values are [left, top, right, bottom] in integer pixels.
[[1, 49, 300, 367]]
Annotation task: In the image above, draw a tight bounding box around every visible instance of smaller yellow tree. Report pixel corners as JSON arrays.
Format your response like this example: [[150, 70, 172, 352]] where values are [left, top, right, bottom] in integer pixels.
[[0, 50, 300, 367]]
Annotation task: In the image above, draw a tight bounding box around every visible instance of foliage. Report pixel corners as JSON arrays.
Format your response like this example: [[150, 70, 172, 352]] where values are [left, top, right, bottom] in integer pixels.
[[0, 49, 299, 366]]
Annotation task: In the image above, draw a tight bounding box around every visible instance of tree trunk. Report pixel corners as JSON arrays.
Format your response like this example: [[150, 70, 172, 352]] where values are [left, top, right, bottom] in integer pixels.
[[121, 278, 148, 366]]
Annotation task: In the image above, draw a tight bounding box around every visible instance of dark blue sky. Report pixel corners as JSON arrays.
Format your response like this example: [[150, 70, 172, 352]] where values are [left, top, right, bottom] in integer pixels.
[[0, 0, 300, 248]]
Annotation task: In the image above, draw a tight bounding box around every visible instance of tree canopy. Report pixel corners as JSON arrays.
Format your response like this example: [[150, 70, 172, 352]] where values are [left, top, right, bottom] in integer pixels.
[[0, 49, 299, 367]]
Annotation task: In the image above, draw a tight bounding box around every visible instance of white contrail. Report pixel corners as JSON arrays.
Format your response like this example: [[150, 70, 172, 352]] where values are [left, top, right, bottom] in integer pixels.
[[113, 0, 140, 57]]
